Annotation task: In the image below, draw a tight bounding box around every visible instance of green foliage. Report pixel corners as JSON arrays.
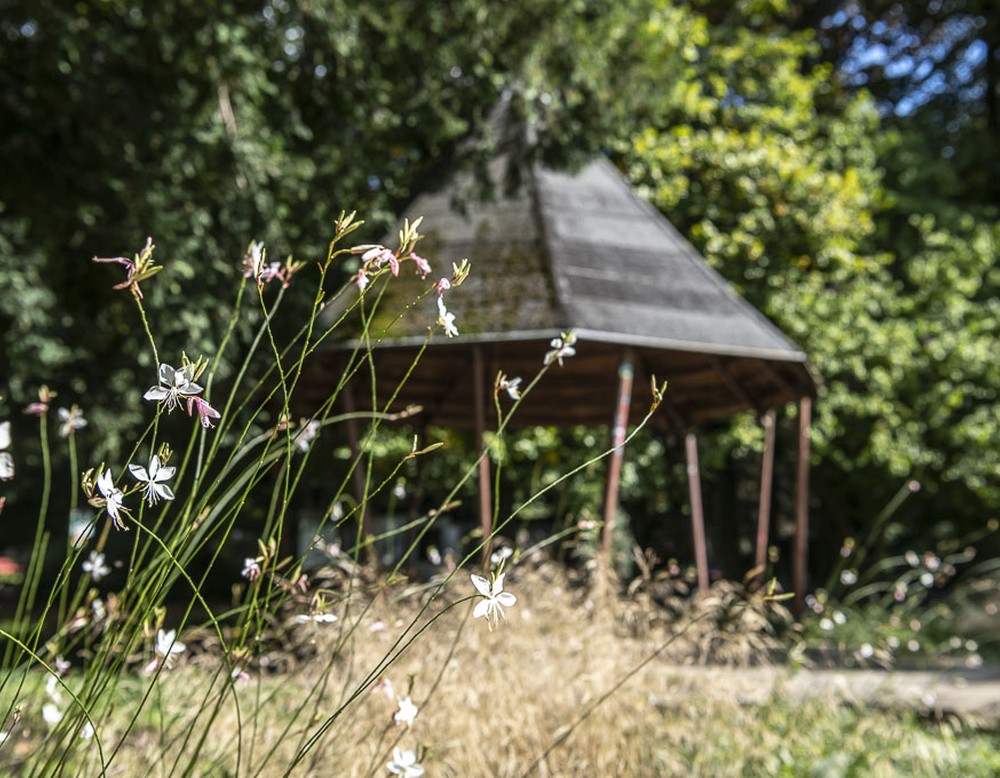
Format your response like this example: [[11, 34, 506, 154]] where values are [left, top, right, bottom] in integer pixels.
[[610, 2, 1000, 547], [1, 0, 997, 565]]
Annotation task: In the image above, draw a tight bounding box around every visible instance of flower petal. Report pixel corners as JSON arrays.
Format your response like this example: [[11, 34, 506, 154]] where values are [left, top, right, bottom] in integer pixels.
[[473, 600, 491, 619], [471, 574, 491, 597], [158, 364, 174, 385], [492, 572, 506, 596], [496, 592, 517, 607]]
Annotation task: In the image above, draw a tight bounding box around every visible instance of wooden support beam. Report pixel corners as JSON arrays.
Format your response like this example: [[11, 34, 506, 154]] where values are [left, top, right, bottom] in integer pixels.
[[685, 432, 710, 594], [602, 352, 635, 555], [473, 346, 492, 564], [755, 408, 777, 572], [793, 396, 812, 618]]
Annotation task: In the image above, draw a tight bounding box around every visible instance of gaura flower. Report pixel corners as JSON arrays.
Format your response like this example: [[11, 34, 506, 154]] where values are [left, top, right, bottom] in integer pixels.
[[23, 385, 55, 416], [294, 611, 337, 624], [356, 267, 370, 292], [242, 558, 262, 581], [497, 375, 522, 401], [437, 296, 459, 338], [294, 419, 320, 452], [386, 747, 424, 777], [57, 406, 87, 438], [0, 421, 13, 481], [362, 245, 397, 273], [143, 363, 204, 412], [93, 237, 161, 299], [490, 546, 513, 566], [471, 571, 517, 630], [128, 455, 176, 506], [186, 396, 221, 429], [45, 674, 63, 705], [242, 241, 266, 279], [96, 469, 128, 529], [42, 703, 63, 727], [144, 628, 186, 674], [544, 331, 577, 366], [394, 696, 418, 727], [82, 550, 110, 581], [410, 254, 431, 278]]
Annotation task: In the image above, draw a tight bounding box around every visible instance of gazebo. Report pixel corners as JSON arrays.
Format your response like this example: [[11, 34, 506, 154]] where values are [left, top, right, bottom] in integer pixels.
[[304, 120, 818, 610]]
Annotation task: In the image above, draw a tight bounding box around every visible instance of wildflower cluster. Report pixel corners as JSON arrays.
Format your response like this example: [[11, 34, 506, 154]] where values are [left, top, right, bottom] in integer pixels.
[[242, 240, 306, 288], [351, 217, 433, 292], [92, 236, 162, 299], [433, 258, 470, 339]]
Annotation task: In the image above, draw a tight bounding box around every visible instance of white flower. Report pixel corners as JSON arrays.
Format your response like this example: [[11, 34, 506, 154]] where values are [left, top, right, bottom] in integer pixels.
[[79, 721, 95, 740], [242, 557, 262, 580], [832, 610, 847, 625], [0, 420, 14, 481], [471, 572, 517, 630], [145, 628, 186, 674], [498, 375, 522, 400], [97, 468, 127, 529], [42, 703, 63, 727], [294, 612, 337, 624], [490, 546, 513, 566], [57, 406, 87, 438], [128, 455, 176, 505], [157, 628, 186, 659], [295, 419, 320, 452], [82, 550, 110, 580], [386, 747, 424, 777], [243, 240, 266, 278], [394, 696, 418, 727], [544, 331, 577, 366], [819, 617, 834, 631], [45, 674, 63, 705], [143, 363, 204, 411], [437, 296, 459, 337], [840, 569, 858, 586]]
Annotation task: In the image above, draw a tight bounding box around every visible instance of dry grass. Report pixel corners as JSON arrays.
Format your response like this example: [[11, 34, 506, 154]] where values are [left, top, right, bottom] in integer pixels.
[[4, 562, 1000, 777]]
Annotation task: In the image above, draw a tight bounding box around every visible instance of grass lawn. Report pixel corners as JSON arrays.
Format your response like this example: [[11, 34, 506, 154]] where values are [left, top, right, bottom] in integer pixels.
[[3, 564, 999, 776]]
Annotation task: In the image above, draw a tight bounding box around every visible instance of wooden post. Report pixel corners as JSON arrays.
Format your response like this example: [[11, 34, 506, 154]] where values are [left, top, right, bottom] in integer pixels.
[[755, 409, 777, 572], [601, 352, 635, 555], [793, 396, 812, 618], [685, 432, 710, 594], [473, 346, 492, 563], [343, 381, 375, 566]]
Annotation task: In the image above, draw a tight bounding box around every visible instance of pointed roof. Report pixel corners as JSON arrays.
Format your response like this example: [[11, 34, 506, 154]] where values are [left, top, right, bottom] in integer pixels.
[[305, 142, 816, 429]]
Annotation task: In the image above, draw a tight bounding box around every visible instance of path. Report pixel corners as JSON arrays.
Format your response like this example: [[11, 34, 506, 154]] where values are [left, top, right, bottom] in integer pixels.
[[663, 665, 1000, 730]]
